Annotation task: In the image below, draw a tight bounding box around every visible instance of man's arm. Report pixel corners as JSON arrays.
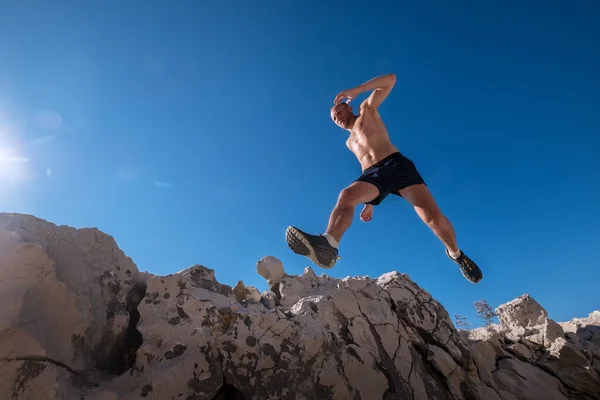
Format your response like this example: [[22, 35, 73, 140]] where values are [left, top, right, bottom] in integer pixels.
[[360, 73, 396, 108], [335, 73, 396, 108]]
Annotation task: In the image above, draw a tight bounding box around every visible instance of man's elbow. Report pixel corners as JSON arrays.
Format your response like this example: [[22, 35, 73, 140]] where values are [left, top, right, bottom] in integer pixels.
[[386, 73, 396, 86], [378, 73, 396, 89]]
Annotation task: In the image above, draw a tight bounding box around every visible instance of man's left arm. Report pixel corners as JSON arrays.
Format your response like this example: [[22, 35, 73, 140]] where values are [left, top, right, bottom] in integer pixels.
[[335, 73, 396, 108], [362, 73, 396, 108]]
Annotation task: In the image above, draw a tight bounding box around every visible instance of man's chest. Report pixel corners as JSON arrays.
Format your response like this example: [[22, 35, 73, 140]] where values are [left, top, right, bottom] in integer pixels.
[[346, 129, 374, 151], [350, 115, 382, 140]]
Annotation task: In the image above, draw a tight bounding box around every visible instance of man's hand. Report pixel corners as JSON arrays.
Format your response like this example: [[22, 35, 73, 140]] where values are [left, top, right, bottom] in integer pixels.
[[334, 88, 360, 105], [360, 204, 373, 222]]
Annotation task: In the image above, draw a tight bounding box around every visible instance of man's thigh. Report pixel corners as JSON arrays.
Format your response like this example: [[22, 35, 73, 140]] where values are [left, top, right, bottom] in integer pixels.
[[343, 180, 381, 205], [398, 184, 442, 222]]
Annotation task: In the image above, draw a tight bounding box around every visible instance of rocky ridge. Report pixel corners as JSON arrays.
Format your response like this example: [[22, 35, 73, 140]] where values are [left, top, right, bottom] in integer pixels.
[[0, 213, 598, 399]]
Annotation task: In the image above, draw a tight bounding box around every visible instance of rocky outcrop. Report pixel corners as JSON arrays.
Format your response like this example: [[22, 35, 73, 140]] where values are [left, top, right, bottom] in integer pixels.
[[468, 295, 600, 400], [0, 213, 598, 400]]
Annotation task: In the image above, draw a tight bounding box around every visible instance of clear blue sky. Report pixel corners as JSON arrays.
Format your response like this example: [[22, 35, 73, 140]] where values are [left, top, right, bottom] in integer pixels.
[[1, 1, 599, 327]]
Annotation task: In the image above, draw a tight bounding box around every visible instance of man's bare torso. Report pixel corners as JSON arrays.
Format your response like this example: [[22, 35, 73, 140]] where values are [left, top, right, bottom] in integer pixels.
[[346, 104, 399, 171]]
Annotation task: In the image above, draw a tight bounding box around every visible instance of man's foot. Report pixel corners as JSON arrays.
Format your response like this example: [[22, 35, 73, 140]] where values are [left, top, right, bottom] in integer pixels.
[[446, 249, 483, 283], [285, 226, 339, 269]]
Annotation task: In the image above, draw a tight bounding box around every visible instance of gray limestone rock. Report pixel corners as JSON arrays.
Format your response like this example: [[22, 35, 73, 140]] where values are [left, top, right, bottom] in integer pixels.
[[1, 213, 599, 400], [496, 294, 548, 329], [256, 256, 285, 286]]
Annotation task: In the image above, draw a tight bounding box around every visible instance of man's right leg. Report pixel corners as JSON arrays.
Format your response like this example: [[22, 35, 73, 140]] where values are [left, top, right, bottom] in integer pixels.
[[286, 181, 379, 269], [324, 181, 380, 244]]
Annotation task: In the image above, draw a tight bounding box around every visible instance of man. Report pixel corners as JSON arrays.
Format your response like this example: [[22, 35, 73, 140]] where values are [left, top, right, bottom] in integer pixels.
[[285, 73, 483, 283]]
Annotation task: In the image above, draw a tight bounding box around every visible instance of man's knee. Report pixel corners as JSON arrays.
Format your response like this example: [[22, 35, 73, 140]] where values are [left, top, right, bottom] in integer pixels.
[[337, 187, 361, 207], [420, 208, 445, 228], [338, 185, 371, 207]]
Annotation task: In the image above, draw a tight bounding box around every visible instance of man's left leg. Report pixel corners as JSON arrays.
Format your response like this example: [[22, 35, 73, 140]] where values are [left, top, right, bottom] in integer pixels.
[[399, 183, 483, 283], [398, 183, 458, 253]]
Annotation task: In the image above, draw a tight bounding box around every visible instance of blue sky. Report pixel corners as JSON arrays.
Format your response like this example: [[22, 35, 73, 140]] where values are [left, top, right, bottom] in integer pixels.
[[1, 1, 599, 328]]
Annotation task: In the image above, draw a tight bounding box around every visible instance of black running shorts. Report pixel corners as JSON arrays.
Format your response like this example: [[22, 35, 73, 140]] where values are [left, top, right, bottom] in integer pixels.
[[355, 152, 426, 205]]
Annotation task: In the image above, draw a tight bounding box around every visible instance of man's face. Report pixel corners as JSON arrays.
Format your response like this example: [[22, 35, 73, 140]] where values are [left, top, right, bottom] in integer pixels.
[[330, 103, 354, 129]]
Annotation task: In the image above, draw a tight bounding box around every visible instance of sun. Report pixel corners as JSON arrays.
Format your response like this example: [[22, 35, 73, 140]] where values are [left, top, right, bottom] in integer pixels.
[[0, 111, 30, 185], [0, 146, 29, 183]]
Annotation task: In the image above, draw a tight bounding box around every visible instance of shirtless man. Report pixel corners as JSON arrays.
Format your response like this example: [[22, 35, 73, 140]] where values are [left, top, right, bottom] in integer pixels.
[[285, 73, 483, 283]]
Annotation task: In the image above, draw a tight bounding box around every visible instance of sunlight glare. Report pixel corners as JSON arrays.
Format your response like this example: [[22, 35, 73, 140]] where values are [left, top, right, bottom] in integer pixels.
[[0, 147, 29, 183], [0, 112, 30, 185]]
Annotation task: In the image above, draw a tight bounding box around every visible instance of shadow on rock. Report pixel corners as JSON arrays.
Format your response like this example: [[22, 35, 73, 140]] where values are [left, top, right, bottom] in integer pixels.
[[212, 379, 246, 400], [96, 280, 147, 375]]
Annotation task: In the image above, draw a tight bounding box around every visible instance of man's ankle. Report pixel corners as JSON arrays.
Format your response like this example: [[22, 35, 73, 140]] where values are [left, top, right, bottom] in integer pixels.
[[323, 233, 339, 248], [448, 248, 461, 259]]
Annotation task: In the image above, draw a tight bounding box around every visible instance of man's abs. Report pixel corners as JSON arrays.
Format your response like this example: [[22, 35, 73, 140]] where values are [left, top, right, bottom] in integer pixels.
[[357, 145, 399, 171], [347, 132, 398, 171], [347, 108, 399, 170]]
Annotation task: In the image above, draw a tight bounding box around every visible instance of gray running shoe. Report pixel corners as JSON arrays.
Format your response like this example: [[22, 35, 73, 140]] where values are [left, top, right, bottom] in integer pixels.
[[285, 226, 339, 269]]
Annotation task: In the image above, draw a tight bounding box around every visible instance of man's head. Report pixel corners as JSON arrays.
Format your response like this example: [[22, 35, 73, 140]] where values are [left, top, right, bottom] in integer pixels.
[[330, 102, 355, 129]]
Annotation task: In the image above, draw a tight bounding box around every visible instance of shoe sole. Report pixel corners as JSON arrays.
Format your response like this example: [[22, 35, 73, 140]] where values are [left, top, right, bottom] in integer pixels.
[[460, 268, 482, 284], [460, 259, 483, 284], [285, 226, 336, 269]]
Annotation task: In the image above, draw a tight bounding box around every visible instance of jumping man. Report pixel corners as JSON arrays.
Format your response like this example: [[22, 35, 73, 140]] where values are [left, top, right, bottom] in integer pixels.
[[285, 73, 483, 283]]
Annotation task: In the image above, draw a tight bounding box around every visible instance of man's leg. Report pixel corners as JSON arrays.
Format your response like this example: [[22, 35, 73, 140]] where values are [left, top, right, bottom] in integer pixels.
[[398, 183, 458, 253], [324, 181, 380, 243], [399, 183, 483, 283], [286, 181, 380, 269]]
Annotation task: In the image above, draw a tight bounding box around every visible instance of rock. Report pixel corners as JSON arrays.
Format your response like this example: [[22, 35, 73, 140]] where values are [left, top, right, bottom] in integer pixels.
[[467, 292, 600, 400], [471, 346, 496, 388], [510, 318, 564, 348], [300, 266, 318, 284], [427, 344, 458, 377], [1, 213, 599, 400], [506, 343, 533, 360], [256, 256, 285, 286], [560, 311, 600, 356], [493, 357, 569, 400], [0, 213, 142, 399], [496, 294, 548, 329], [497, 389, 519, 400], [278, 276, 306, 307], [582, 340, 600, 361], [259, 290, 277, 309], [470, 379, 503, 400], [559, 311, 600, 334], [504, 326, 527, 342], [425, 344, 464, 398], [244, 286, 262, 304], [494, 294, 565, 362], [230, 281, 261, 305], [548, 337, 589, 366], [541, 337, 600, 398], [468, 324, 503, 341], [543, 318, 565, 347], [233, 280, 246, 301]]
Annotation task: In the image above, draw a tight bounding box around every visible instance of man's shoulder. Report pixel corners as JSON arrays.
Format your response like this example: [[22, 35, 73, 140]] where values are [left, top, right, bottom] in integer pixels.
[[360, 99, 379, 111], [359, 101, 381, 117]]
